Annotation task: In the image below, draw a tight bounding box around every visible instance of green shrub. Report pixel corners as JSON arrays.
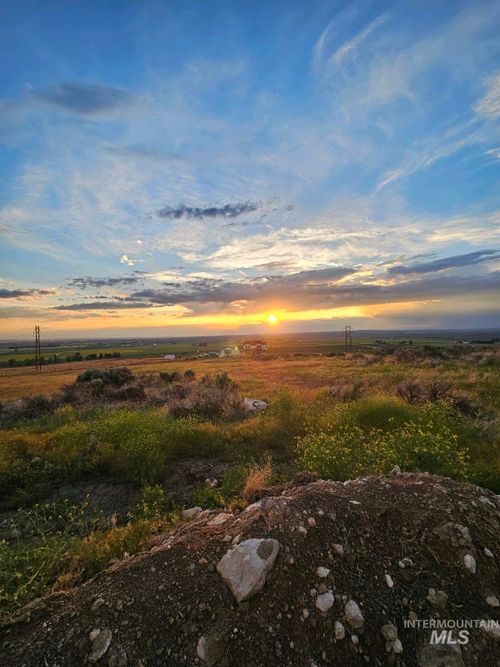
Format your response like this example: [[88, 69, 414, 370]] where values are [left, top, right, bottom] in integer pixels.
[[163, 416, 225, 459], [128, 485, 174, 521], [0, 498, 100, 614], [191, 485, 225, 509], [93, 410, 167, 483], [297, 400, 469, 481]]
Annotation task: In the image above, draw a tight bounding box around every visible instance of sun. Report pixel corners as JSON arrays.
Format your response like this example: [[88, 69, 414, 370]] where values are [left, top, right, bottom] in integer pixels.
[[267, 313, 278, 324]]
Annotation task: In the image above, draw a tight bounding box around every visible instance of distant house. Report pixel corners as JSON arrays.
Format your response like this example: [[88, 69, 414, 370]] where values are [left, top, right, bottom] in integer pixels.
[[242, 340, 268, 356], [163, 354, 176, 361], [219, 346, 241, 358]]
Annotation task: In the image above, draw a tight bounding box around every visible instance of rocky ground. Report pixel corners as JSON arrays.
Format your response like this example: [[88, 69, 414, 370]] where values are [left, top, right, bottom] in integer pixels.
[[1, 471, 499, 666]]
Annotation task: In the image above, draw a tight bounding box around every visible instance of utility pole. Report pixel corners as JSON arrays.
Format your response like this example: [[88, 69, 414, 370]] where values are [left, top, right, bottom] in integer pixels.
[[34, 325, 42, 371], [344, 325, 353, 351]]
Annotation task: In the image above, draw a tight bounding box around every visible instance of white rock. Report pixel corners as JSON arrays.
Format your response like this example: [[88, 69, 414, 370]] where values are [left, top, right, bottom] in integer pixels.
[[205, 478, 219, 488], [197, 634, 224, 666], [385, 574, 395, 588], [344, 600, 364, 629], [91, 597, 105, 612], [316, 566, 330, 578], [182, 507, 203, 520], [351, 635, 359, 645], [334, 621, 345, 640], [89, 629, 100, 642], [484, 547, 494, 558], [427, 588, 448, 609], [393, 638, 403, 654], [307, 517, 316, 527], [486, 596, 499, 607], [332, 543, 344, 555], [244, 501, 262, 513], [381, 624, 398, 641], [464, 554, 477, 574], [88, 628, 112, 664], [243, 398, 268, 411], [216, 538, 279, 603], [315, 591, 334, 613], [298, 525, 307, 535], [208, 513, 232, 527]]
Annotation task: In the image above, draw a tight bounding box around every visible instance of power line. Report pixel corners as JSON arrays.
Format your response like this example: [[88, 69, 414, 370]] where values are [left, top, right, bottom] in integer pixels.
[[34, 325, 42, 371], [344, 325, 353, 351]]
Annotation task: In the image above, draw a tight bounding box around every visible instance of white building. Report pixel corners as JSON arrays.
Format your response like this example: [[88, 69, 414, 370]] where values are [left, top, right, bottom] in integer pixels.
[[219, 346, 240, 358], [163, 354, 176, 361], [242, 340, 268, 355]]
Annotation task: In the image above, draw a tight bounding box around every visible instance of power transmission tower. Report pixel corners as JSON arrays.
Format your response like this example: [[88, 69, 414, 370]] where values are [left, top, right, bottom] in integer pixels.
[[344, 325, 353, 351], [34, 325, 42, 371]]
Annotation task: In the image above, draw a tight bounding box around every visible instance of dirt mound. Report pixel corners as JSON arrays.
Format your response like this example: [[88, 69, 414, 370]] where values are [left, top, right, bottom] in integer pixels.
[[1, 472, 499, 666]]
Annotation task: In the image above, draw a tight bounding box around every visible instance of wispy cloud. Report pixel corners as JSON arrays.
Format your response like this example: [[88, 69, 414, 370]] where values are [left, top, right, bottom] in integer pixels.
[[474, 72, 500, 117], [388, 249, 500, 275], [330, 14, 388, 68]]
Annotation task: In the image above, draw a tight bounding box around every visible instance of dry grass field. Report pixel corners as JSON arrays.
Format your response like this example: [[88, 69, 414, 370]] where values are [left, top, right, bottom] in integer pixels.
[[1, 352, 499, 410]]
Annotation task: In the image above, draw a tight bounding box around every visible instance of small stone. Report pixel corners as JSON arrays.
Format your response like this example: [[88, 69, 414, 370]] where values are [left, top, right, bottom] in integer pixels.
[[182, 507, 203, 520], [307, 517, 316, 527], [427, 588, 448, 609], [208, 513, 232, 527], [351, 634, 359, 645], [316, 567, 330, 578], [381, 624, 398, 641], [479, 496, 495, 509], [315, 591, 334, 613], [298, 526, 307, 535], [345, 600, 364, 629], [108, 646, 128, 667], [88, 628, 112, 664], [197, 634, 224, 666], [464, 554, 476, 574], [385, 574, 395, 588], [223, 534, 232, 543], [486, 596, 499, 607], [89, 629, 100, 642], [332, 543, 344, 555], [393, 639, 403, 654], [301, 608, 309, 620], [484, 547, 494, 558], [335, 621, 345, 640], [91, 598, 105, 612]]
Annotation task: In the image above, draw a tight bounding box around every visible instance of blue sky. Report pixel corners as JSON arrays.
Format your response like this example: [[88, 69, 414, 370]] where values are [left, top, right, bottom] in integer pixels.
[[0, 0, 499, 338]]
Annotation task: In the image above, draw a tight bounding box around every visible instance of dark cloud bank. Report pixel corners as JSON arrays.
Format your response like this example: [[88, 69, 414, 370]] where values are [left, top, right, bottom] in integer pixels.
[[157, 202, 261, 220], [32, 83, 132, 115]]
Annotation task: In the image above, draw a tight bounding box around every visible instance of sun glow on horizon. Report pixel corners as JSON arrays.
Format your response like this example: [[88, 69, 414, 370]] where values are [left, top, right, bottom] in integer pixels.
[[267, 313, 279, 324]]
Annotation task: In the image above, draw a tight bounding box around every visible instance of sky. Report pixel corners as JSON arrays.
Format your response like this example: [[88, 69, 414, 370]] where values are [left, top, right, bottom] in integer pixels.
[[0, 0, 499, 339]]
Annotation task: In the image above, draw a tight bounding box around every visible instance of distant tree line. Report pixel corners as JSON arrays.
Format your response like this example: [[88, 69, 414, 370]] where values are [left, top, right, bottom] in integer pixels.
[[0, 351, 121, 368]]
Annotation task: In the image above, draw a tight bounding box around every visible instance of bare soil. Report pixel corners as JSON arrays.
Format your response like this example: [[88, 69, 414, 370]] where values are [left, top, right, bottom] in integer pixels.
[[1, 472, 499, 666]]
